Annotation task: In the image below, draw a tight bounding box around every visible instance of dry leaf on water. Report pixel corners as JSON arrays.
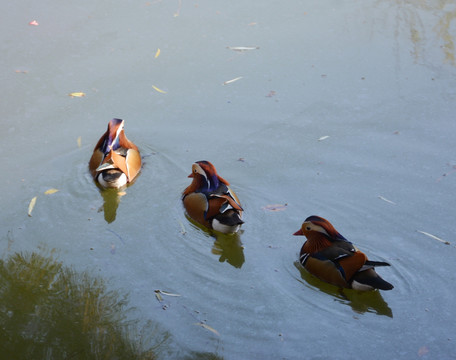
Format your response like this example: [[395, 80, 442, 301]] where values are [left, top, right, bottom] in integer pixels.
[[378, 196, 396, 205], [69, 92, 85, 97], [44, 188, 59, 195], [155, 289, 181, 297], [152, 85, 167, 94], [262, 204, 288, 212], [226, 46, 259, 52], [194, 322, 220, 336], [154, 48, 161, 58], [223, 76, 243, 85], [28, 196, 37, 217], [417, 230, 450, 245], [77, 136, 82, 148]]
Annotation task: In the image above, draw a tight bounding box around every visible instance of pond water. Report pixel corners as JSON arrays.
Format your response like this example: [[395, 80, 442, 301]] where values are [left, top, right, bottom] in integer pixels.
[[1, 0, 456, 359]]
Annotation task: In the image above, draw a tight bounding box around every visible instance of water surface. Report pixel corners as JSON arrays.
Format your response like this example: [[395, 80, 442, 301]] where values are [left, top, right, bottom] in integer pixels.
[[1, 0, 456, 359]]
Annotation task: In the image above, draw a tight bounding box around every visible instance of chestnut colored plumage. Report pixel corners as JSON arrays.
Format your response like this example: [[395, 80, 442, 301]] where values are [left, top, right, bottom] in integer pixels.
[[294, 215, 393, 291], [182, 161, 244, 234], [89, 119, 141, 188]]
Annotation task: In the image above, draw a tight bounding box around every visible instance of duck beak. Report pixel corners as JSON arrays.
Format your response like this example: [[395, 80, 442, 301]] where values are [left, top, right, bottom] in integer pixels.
[[293, 229, 304, 236], [188, 173, 194, 178]]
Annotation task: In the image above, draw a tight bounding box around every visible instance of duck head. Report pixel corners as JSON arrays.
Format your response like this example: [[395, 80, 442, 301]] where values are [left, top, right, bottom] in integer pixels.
[[100, 118, 125, 155], [185, 160, 229, 194], [293, 215, 347, 242]]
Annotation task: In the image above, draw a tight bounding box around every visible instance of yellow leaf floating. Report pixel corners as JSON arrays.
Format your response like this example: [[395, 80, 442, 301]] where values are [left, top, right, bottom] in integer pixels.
[[77, 136, 82, 148], [152, 85, 167, 94], [194, 322, 220, 336], [69, 92, 85, 97], [154, 48, 161, 58], [28, 196, 37, 217], [44, 188, 59, 195]]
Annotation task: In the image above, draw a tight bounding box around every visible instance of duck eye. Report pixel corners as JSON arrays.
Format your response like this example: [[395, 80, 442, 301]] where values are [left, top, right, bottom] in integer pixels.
[[306, 226, 311, 231]]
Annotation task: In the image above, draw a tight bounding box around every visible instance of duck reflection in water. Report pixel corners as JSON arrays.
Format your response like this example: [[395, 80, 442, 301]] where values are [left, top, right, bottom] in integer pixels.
[[97, 186, 124, 223], [185, 214, 245, 268], [294, 262, 393, 317]]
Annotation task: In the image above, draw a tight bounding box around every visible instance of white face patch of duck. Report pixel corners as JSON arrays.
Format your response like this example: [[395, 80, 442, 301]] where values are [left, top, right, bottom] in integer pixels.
[[303, 221, 330, 237]]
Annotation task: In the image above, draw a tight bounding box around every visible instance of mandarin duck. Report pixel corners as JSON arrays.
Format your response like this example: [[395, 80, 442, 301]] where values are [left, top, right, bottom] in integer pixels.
[[89, 118, 141, 188], [294, 216, 393, 291], [182, 161, 244, 234]]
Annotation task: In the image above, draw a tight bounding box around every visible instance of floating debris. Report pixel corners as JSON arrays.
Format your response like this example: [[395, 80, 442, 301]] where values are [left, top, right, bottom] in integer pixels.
[[28, 196, 37, 217], [178, 220, 187, 235], [223, 76, 243, 85], [318, 136, 330, 141], [226, 46, 259, 52], [29, 20, 39, 26], [44, 188, 59, 195], [417, 230, 450, 245], [152, 85, 167, 94], [155, 292, 163, 302], [77, 136, 82, 148], [69, 92, 85, 97], [154, 289, 181, 297], [378, 196, 396, 205], [262, 204, 288, 212], [154, 48, 161, 58], [194, 322, 220, 336]]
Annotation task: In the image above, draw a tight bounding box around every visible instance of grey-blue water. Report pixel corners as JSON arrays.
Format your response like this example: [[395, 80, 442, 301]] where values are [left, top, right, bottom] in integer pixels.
[[1, 1, 455, 359]]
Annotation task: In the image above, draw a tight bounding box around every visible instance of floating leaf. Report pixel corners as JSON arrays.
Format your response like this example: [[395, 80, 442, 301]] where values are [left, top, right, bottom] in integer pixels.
[[152, 85, 167, 94], [418, 346, 429, 357], [223, 76, 243, 85], [155, 289, 181, 297], [44, 188, 59, 195], [194, 322, 220, 336], [417, 230, 450, 245], [262, 204, 288, 212], [69, 92, 85, 97], [227, 46, 259, 52], [77, 136, 82, 148], [154, 48, 161, 58], [378, 195, 396, 205], [318, 136, 330, 141], [178, 220, 187, 235], [28, 196, 37, 217], [155, 292, 163, 302], [29, 20, 39, 26]]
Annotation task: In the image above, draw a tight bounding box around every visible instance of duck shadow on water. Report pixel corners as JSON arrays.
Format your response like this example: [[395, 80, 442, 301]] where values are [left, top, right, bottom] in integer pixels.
[[185, 215, 245, 269], [293, 261, 393, 318]]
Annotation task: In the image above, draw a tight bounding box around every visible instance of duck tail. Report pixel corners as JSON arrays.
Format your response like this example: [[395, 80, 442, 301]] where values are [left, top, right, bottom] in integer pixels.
[[365, 260, 391, 267], [352, 268, 394, 291]]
